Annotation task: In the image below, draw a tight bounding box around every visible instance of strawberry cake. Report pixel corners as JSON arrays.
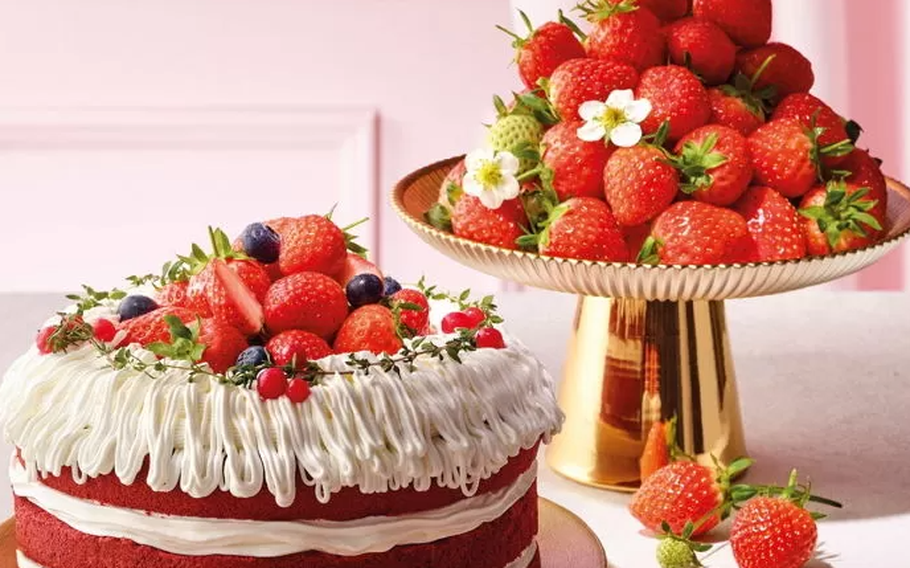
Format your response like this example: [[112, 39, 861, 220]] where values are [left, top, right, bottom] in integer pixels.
[[0, 215, 563, 568]]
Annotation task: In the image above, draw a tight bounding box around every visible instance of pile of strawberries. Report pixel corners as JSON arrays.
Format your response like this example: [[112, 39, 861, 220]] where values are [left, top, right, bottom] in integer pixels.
[[632, 420, 841, 568], [427, 0, 889, 266], [36, 215, 506, 402]]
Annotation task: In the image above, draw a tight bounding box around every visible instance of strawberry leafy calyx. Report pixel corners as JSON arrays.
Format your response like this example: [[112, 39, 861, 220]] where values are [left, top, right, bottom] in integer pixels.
[[719, 54, 779, 119], [798, 180, 882, 248], [495, 10, 536, 51], [425, 203, 453, 232], [729, 469, 843, 521], [574, 0, 638, 22], [656, 521, 711, 568], [146, 315, 207, 364], [805, 112, 855, 181], [340, 217, 370, 259], [637, 236, 662, 265], [668, 133, 729, 195], [516, 190, 566, 249], [178, 227, 249, 276], [500, 90, 561, 126]]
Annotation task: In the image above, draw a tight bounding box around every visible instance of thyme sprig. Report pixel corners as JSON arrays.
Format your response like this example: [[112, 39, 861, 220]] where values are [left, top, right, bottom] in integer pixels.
[[417, 277, 504, 327]]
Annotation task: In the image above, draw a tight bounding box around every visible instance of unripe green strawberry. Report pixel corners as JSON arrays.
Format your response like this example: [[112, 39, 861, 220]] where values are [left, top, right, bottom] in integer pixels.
[[487, 114, 543, 173], [656, 539, 700, 568]]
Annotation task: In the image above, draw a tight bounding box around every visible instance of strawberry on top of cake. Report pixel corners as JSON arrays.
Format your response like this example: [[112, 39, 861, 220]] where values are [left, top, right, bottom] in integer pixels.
[[0, 214, 562, 568]]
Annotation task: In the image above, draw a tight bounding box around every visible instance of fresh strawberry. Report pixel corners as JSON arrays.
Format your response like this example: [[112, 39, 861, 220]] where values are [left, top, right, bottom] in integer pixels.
[[648, 201, 749, 265], [749, 118, 853, 198], [664, 17, 736, 85], [772, 93, 851, 167], [498, 11, 586, 90], [639, 421, 670, 482], [843, 149, 888, 230], [207, 259, 264, 335], [117, 307, 198, 347], [631, 0, 688, 22], [155, 281, 191, 310], [730, 495, 818, 568], [333, 305, 404, 356], [266, 330, 333, 370], [487, 114, 543, 174], [629, 458, 752, 536], [548, 58, 639, 122], [390, 289, 430, 334], [451, 195, 526, 250], [197, 319, 248, 373], [604, 146, 680, 226], [541, 120, 615, 201], [707, 87, 765, 137], [799, 180, 884, 255], [278, 215, 347, 277], [527, 197, 630, 262], [736, 43, 814, 100], [264, 271, 348, 338], [692, 0, 771, 48], [671, 125, 752, 206], [636, 65, 712, 143], [334, 253, 384, 288], [577, 0, 665, 73], [732, 186, 807, 262]]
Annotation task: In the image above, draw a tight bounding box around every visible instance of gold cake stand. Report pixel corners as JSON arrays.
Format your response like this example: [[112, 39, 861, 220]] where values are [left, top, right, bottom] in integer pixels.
[[0, 503, 607, 568], [393, 156, 910, 492]]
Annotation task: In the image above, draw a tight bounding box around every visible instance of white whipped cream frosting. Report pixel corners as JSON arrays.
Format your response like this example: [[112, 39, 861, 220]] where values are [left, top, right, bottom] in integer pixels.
[[11, 456, 537, 556], [0, 301, 562, 507]]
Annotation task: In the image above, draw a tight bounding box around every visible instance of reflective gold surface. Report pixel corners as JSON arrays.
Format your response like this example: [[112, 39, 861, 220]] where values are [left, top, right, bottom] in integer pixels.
[[391, 157, 910, 491], [546, 297, 744, 490]]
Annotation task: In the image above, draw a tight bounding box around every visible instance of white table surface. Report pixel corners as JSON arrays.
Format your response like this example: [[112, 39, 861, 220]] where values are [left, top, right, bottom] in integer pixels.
[[1, 290, 909, 567]]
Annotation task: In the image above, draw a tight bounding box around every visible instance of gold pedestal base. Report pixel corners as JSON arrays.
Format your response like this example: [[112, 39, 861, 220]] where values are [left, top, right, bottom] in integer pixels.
[[546, 296, 746, 491]]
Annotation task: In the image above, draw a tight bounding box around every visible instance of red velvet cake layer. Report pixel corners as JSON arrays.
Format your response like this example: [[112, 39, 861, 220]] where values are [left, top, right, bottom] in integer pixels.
[[16, 482, 539, 568], [33, 443, 538, 521]]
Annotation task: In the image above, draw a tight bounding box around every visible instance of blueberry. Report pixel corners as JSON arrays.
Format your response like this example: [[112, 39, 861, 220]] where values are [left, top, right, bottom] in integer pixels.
[[118, 295, 159, 321], [236, 345, 270, 368], [240, 222, 281, 264], [383, 276, 402, 297], [346, 274, 384, 307]]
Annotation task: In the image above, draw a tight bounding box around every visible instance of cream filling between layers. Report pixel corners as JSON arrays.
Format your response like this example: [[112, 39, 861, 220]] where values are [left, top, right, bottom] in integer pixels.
[[0, 299, 562, 507], [11, 456, 537, 557]]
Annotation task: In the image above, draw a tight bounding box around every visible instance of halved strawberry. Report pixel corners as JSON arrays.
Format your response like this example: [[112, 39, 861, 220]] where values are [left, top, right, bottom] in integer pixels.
[[117, 307, 198, 347], [208, 259, 264, 335]]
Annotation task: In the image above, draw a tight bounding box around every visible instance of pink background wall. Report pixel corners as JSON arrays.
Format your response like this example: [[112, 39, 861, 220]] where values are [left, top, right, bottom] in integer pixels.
[[0, 0, 906, 294]]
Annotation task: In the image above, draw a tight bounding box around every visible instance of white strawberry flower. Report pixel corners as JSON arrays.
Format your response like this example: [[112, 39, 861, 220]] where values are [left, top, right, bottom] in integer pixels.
[[576, 89, 652, 148], [462, 148, 521, 210]]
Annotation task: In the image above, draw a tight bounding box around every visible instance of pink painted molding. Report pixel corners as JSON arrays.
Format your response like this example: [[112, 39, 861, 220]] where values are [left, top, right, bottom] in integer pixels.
[[0, 106, 379, 254]]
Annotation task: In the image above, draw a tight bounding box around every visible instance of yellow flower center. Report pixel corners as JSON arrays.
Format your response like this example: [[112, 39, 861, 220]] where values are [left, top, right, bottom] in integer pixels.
[[600, 107, 627, 130], [474, 160, 503, 189]]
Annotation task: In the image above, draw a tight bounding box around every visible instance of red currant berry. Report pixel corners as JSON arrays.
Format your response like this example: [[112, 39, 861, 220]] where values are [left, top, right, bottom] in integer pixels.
[[475, 327, 506, 349], [92, 319, 117, 342], [256, 368, 288, 400], [286, 378, 312, 403], [463, 307, 486, 328], [35, 326, 55, 354], [441, 312, 473, 333]]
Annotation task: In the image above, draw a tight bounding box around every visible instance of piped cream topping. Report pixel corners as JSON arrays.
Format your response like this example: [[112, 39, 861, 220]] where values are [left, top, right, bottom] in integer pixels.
[[0, 323, 562, 507]]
